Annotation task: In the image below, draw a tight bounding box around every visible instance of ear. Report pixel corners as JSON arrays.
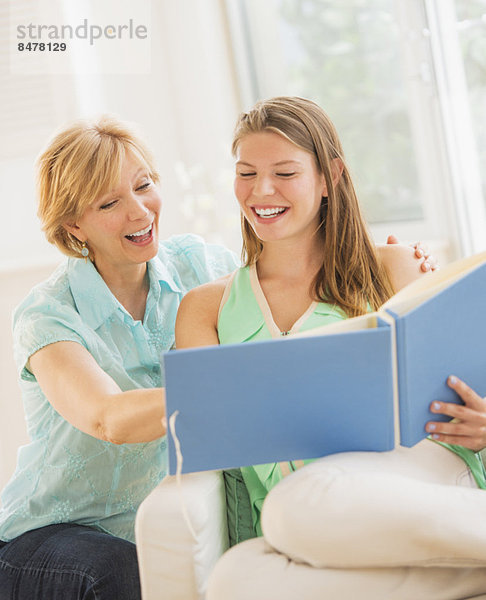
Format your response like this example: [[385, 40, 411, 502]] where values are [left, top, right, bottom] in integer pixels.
[[62, 222, 86, 243], [320, 158, 344, 196], [330, 158, 344, 187]]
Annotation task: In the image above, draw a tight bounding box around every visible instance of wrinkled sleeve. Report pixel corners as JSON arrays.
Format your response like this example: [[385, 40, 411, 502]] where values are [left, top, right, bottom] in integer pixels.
[[169, 233, 239, 290], [13, 299, 87, 383]]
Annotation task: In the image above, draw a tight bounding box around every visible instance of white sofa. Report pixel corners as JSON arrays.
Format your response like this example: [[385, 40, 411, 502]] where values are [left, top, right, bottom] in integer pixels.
[[135, 471, 229, 600], [136, 442, 486, 600]]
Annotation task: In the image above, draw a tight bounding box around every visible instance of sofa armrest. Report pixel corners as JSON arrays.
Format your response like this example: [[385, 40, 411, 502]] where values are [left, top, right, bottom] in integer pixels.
[[135, 471, 229, 600]]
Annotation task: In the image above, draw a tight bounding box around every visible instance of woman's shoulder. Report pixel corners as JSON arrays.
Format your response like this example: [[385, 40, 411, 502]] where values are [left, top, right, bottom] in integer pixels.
[[12, 261, 88, 379], [180, 274, 232, 312], [13, 259, 89, 352], [14, 261, 74, 322], [175, 274, 234, 348]]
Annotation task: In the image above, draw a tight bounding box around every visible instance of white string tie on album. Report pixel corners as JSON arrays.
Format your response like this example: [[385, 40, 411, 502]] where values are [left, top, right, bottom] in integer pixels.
[[168, 410, 198, 541]]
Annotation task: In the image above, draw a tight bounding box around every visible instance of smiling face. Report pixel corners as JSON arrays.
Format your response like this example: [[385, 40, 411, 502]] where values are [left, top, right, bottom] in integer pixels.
[[234, 131, 327, 246], [64, 152, 161, 280]]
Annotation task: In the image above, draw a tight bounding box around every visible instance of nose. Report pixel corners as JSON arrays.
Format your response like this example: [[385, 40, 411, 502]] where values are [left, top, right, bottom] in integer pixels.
[[253, 174, 275, 198], [127, 194, 150, 220]]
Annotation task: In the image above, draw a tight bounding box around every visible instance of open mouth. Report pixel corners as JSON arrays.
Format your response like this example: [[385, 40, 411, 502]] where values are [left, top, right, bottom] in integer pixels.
[[125, 223, 154, 244], [252, 207, 288, 220]]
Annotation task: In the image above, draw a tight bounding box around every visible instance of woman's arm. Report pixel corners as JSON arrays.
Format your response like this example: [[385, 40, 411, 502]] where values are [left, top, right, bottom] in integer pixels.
[[29, 341, 165, 444], [175, 278, 228, 349]]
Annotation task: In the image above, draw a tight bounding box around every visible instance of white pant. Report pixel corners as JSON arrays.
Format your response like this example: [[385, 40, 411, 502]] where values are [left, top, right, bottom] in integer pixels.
[[308, 438, 478, 487], [208, 441, 486, 600]]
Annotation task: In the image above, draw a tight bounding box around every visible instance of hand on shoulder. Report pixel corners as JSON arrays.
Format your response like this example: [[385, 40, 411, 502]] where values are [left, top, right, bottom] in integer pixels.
[[377, 236, 438, 293]]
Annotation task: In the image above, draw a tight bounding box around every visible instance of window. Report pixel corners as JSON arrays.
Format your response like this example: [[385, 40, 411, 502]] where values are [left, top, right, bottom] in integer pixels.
[[456, 0, 486, 247], [456, 0, 486, 226], [226, 0, 486, 257]]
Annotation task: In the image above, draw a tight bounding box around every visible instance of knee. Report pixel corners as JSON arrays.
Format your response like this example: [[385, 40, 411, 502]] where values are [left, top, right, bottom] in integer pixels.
[[75, 531, 141, 600], [262, 463, 346, 532], [0, 525, 142, 600]]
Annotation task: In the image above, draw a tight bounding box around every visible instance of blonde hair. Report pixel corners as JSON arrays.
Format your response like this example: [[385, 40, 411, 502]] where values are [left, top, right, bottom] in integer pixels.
[[232, 96, 393, 317], [37, 115, 160, 258]]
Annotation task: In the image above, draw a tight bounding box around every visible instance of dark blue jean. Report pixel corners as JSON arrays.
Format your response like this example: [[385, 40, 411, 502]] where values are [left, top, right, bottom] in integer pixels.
[[0, 523, 141, 599]]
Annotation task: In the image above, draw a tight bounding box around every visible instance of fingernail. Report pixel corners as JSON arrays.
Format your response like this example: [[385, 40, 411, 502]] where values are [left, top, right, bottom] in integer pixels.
[[432, 402, 441, 410], [427, 424, 436, 431], [416, 248, 424, 257], [423, 262, 430, 271], [449, 376, 458, 385], [431, 434, 440, 440]]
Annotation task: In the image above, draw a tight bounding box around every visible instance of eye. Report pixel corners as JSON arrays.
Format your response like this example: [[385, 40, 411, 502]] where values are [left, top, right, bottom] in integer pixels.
[[276, 172, 296, 178], [237, 172, 256, 178], [99, 199, 118, 210], [136, 180, 152, 191]]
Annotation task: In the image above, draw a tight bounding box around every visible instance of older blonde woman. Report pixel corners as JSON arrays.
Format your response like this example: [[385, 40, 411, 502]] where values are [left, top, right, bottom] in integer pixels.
[[0, 117, 237, 600]]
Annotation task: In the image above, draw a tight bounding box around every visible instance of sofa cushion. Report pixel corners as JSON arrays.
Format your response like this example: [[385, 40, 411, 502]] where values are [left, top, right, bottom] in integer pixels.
[[207, 538, 486, 600]]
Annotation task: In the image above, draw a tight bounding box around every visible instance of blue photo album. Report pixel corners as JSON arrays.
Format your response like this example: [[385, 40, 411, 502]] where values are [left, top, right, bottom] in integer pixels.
[[164, 251, 486, 474]]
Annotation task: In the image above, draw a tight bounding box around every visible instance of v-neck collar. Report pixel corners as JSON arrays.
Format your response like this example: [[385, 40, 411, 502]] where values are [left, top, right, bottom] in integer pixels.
[[248, 263, 318, 339]]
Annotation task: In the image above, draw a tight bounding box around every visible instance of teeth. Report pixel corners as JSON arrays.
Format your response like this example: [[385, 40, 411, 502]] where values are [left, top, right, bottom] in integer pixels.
[[255, 207, 286, 217], [127, 223, 152, 237]]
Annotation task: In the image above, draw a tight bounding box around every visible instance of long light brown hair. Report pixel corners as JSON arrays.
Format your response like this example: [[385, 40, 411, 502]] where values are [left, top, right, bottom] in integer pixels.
[[232, 96, 394, 317]]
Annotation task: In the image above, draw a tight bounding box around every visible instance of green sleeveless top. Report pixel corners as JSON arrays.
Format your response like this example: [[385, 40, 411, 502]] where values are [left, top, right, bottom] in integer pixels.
[[218, 265, 347, 345], [218, 266, 486, 536]]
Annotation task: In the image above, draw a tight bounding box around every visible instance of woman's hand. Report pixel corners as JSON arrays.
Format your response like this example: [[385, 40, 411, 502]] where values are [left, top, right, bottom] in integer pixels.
[[426, 376, 486, 452], [378, 239, 434, 294], [386, 235, 439, 273]]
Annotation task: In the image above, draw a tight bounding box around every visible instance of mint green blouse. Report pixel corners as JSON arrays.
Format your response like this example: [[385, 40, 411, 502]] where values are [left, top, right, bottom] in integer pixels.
[[218, 265, 486, 536], [0, 234, 237, 543]]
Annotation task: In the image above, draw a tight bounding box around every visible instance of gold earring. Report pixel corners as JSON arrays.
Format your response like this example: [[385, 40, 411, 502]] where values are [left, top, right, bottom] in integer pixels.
[[81, 241, 89, 262]]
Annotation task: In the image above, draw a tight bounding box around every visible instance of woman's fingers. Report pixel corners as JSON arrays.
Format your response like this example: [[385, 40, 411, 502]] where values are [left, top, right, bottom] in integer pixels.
[[423, 252, 439, 272], [412, 241, 427, 258], [425, 376, 486, 451], [411, 240, 439, 272], [425, 417, 486, 450], [428, 434, 485, 450], [447, 375, 485, 410], [412, 241, 441, 272], [426, 417, 479, 437], [386, 235, 439, 272]]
